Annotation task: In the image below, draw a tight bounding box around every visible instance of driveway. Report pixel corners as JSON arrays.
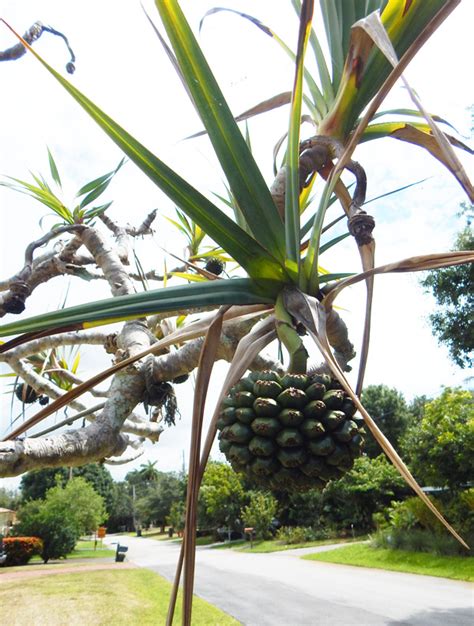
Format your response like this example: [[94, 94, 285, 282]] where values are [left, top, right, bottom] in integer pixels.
[[105, 535, 473, 626]]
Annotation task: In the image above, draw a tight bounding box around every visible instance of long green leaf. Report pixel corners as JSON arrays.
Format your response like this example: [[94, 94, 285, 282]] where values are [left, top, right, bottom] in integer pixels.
[[5, 22, 285, 281], [47, 148, 62, 188], [156, 1, 285, 261], [285, 0, 314, 285], [0, 278, 280, 340]]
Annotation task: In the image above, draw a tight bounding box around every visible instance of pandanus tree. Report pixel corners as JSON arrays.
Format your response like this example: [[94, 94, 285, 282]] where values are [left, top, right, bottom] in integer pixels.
[[0, 1, 473, 623]]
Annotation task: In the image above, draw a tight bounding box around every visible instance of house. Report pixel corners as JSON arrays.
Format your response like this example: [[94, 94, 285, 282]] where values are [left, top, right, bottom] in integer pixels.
[[0, 508, 17, 535]]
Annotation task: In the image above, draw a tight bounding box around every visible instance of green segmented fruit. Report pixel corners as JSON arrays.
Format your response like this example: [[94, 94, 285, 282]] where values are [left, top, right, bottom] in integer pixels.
[[277, 387, 308, 409], [222, 396, 235, 408], [218, 370, 364, 491], [251, 417, 281, 438], [233, 391, 255, 408], [278, 408, 304, 426], [301, 456, 326, 477], [300, 419, 325, 439], [234, 377, 255, 393], [309, 373, 331, 388], [303, 400, 326, 419], [276, 428, 304, 448], [347, 433, 365, 456], [221, 407, 237, 425], [280, 373, 308, 390], [277, 448, 307, 468], [235, 407, 256, 424], [253, 380, 283, 398], [251, 457, 279, 476], [341, 398, 357, 417], [225, 422, 253, 443], [253, 397, 280, 417], [308, 435, 335, 456], [255, 370, 282, 383], [322, 410, 346, 431], [219, 438, 232, 454], [228, 444, 252, 465], [306, 382, 326, 400], [316, 464, 345, 480], [326, 444, 352, 467], [334, 419, 359, 442], [322, 389, 345, 409], [249, 436, 275, 457]]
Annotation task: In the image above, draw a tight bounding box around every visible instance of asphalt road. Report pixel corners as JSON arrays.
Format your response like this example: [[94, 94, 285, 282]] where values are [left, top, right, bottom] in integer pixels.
[[105, 535, 473, 626]]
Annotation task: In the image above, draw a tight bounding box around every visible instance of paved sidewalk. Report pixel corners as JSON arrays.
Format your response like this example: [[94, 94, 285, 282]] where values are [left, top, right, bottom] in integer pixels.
[[0, 560, 136, 582]]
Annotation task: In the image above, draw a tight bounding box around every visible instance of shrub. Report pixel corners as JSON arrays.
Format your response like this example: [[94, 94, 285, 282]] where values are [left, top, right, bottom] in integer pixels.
[[241, 492, 277, 540], [2, 536, 43, 566], [276, 526, 328, 545], [372, 529, 472, 557]]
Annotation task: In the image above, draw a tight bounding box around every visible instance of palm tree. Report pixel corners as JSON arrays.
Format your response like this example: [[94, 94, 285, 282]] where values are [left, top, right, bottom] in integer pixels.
[[0, 2, 472, 623], [138, 461, 160, 484]]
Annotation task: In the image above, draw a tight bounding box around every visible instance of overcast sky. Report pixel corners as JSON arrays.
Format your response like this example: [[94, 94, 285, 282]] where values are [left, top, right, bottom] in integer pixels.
[[0, 1, 472, 487]]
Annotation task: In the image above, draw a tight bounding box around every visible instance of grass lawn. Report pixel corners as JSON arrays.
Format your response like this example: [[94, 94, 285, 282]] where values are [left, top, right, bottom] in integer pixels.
[[303, 543, 474, 582], [146, 533, 216, 546], [29, 539, 115, 563], [0, 568, 239, 625], [214, 536, 364, 553]]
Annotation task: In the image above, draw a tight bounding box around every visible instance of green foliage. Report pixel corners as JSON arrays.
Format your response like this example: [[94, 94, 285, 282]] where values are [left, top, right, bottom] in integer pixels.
[[0, 152, 123, 225], [134, 472, 183, 529], [275, 525, 325, 544], [377, 496, 445, 533], [199, 462, 246, 531], [0, 487, 20, 510], [21, 464, 114, 516], [15, 477, 106, 562], [402, 388, 474, 492], [421, 225, 474, 368], [322, 455, 407, 531], [360, 385, 411, 457], [168, 501, 186, 533], [304, 543, 473, 581], [2, 536, 43, 566], [106, 482, 134, 533], [376, 488, 474, 550], [373, 529, 471, 558], [14, 500, 76, 563], [20, 464, 112, 502], [241, 492, 277, 540]]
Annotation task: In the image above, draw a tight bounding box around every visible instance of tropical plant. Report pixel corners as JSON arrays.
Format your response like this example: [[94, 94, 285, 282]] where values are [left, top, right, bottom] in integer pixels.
[[421, 224, 474, 369], [0, 1, 473, 623], [241, 491, 278, 540]]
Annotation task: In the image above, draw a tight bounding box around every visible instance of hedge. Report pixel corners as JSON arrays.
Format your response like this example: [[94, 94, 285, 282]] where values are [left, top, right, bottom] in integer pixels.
[[2, 536, 43, 566]]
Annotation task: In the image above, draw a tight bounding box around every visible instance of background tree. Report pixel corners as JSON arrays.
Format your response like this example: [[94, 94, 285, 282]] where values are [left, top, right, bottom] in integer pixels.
[[20, 463, 115, 518], [322, 455, 407, 531], [402, 388, 474, 493], [168, 500, 186, 536], [199, 461, 246, 532], [106, 481, 134, 533], [359, 385, 412, 457], [134, 471, 183, 531], [15, 476, 106, 562], [421, 224, 473, 369], [0, 487, 20, 510], [241, 492, 278, 540]]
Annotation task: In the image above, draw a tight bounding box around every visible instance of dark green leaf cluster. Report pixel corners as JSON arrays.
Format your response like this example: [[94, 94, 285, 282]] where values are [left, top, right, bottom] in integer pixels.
[[401, 388, 474, 492], [15, 477, 106, 562], [421, 226, 473, 368]]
